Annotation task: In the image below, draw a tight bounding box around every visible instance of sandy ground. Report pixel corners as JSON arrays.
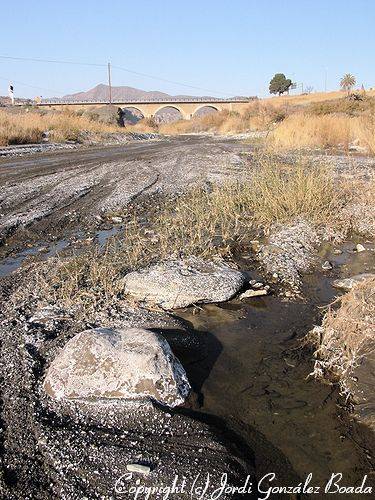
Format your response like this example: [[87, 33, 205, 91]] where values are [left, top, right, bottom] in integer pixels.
[[0, 136, 251, 248]]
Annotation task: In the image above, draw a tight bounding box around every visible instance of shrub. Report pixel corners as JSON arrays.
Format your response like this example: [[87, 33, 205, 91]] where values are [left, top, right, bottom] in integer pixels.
[[0, 108, 127, 146], [308, 276, 375, 389]]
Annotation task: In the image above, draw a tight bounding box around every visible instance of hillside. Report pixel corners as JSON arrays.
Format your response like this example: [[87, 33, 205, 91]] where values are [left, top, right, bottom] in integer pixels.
[[264, 88, 375, 107], [63, 84, 219, 102]]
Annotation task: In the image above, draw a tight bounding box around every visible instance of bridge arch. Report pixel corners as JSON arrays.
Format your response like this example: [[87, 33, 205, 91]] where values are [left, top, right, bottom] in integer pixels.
[[121, 106, 145, 124], [154, 105, 186, 121], [193, 104, 221, 117]]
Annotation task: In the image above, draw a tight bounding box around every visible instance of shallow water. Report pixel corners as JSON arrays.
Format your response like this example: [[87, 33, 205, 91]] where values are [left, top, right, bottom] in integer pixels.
[[0, 225, 122, 277], [177, 240, 375, 494]]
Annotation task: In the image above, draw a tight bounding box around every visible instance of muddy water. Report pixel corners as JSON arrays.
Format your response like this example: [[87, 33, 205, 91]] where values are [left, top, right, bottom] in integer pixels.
[[178, 241, 375, 495], [0, 226, 122, 277]]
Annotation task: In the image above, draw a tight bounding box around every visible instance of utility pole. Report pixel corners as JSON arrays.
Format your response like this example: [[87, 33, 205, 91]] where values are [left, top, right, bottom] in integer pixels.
[[8, 84, 14, 105], [108, 62, 112, 104]]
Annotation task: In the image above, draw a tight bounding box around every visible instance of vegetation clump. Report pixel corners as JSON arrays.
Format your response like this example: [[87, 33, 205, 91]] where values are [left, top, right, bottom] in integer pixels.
[[269, 73, 293, 96], [340, 73, 356, 95], [308, 276, 375, 392], [268, 112, 375, 154], [0, 108, 127, 146]]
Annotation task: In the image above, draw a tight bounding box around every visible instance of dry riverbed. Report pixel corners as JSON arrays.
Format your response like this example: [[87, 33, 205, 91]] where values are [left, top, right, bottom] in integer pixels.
[[1, 135, 375, 499]]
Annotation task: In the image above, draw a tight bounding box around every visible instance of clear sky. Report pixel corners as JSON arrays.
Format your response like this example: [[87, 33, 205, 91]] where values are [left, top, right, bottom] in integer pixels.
[[1, 0, 374, 98]]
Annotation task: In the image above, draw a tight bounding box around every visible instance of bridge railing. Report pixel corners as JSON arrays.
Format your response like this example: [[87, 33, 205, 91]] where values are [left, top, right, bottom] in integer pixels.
[[35, 96, 257, 105]]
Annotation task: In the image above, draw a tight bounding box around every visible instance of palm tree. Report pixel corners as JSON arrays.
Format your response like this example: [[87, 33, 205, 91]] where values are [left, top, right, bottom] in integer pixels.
[[340, 74, 356, 95]]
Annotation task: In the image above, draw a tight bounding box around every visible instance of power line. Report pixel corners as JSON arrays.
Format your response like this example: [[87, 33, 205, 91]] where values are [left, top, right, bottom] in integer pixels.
[[0, 54, 247, 97], [112, 64, 234, 97], [0, 55, 105, 67]]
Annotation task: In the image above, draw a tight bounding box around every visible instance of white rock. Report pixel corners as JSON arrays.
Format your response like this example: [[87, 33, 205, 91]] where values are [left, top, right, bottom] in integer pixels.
[[111, 216, 123, 224], [332, 273, 375, 292], [43, 327, 191, 407], [322, 260, 333, 270], [239, 289, 267, 300], [123, 257, 245, 309], [356, 244, 366, 252], [126, 464, 151, 475]]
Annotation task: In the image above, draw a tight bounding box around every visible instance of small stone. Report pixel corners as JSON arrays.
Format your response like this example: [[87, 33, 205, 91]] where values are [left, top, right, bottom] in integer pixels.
[[250, 240, 260, 252], [333, 249, 343, 255], [111, 216, 123, 224], [322, 261, 333, 270], [356, 244, 366, 253], [284, 291, 293, 298], [252, 282, 264, 289], [126, 464, 151, 475], [239, 289, 267, 300]]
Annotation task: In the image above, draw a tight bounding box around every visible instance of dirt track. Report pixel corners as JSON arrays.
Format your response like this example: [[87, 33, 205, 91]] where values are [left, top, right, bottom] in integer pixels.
[[0, 136, 251, 248]]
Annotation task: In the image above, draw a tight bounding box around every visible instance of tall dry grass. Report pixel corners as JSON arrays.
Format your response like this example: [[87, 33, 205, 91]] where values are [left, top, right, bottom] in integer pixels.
[[0, 108, 126, 146], [269, 113, 375, 153], [264, 88, 375, 108], [308, 276, 375, 388]]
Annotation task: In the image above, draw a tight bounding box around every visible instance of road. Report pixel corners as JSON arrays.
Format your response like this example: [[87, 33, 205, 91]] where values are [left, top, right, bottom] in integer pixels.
[[0, 135, 250, 247]]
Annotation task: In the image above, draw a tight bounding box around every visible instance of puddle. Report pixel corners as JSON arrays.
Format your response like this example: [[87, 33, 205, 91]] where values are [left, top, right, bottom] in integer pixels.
[[177, 240, 375, 490], [0, 225, 123, 278], [0, 239, 70, 278], [96, 226, 122, 247]]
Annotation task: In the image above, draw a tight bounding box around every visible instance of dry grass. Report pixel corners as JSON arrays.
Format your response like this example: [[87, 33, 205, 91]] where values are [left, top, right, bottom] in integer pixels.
[[130, 117, 159, 133], [132, 102, 285, 136], [246, 159, 344, 226], [264, 88, 375, 108], [0, 108, 126, 146], [308, 277, 375, 388], [353, 115, 375, 154], [308, 96, 375, 116], [268, 112, 375, 153]]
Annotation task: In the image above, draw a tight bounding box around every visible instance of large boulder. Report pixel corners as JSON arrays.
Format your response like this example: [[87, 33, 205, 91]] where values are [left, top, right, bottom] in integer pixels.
[[43, 327, 190, 407], [123, 257, 245, 309]]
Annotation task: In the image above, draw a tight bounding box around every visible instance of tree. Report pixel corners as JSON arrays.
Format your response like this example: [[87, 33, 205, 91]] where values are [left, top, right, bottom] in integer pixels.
[[340, 74, 356, 95], [269, 73, 292, 95]]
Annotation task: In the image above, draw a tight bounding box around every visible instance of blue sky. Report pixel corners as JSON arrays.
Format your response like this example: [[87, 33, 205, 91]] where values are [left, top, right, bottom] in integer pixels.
[[0, 0, 374, 98]]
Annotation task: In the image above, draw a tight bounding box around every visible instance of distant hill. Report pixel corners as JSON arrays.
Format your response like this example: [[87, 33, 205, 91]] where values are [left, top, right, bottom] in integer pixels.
[[62, 84, 238, 101], [64, 84, 219, 101]]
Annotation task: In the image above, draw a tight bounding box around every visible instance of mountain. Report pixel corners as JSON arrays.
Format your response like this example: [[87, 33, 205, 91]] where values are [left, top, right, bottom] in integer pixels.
[[63, 84, 219, 101]]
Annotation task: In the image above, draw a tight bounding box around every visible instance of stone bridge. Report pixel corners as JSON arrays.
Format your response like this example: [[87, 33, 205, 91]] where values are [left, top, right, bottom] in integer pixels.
[[35, 97, 255, 120]]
